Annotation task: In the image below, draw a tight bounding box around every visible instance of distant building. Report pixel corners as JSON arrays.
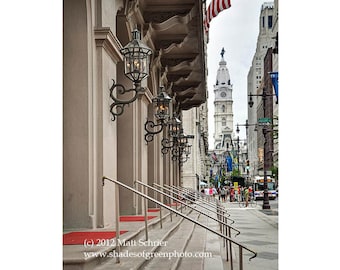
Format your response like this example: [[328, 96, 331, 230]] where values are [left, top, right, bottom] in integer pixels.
[[247, 1, 277, 178]]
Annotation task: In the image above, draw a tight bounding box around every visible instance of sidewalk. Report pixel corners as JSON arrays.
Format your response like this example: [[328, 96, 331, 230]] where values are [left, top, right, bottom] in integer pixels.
[[223, 201, 278, 270]]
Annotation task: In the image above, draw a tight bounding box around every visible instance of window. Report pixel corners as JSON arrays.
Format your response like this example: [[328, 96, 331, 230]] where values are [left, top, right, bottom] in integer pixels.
[[262, 16, 265, 28], [222, 117, 226, 126], [221, 105, 225, 112], [268, 15, 273, 28]]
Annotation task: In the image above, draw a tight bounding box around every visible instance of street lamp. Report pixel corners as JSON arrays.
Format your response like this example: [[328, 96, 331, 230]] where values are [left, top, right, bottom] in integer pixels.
[[236, 121, 258, 135], [160, 116, 182, 154], [237, 122, 256, 185], [168, 116, 182, 138], [161, 114, 183, 155], [172, 130, 194, 161], [236, 136, 240, 171], [109, 28, 152, 121], [248, 88, 277, 210], [144, 87, 172, 142]]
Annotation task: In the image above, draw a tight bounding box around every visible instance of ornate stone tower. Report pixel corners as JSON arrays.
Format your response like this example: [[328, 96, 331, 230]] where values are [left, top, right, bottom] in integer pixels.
[[213, 48, 233, 152]]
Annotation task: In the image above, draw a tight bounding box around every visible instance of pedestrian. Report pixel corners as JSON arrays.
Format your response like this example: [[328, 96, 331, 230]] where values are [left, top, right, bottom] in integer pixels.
[[244, 187, 249, 207], [230, 188, 234, 202], [248, 186, 253, 201], [212, 186, 217, 198], [237, 186, 241, 202], [221, 186, 226, 202], [241, 186, 245, 202]]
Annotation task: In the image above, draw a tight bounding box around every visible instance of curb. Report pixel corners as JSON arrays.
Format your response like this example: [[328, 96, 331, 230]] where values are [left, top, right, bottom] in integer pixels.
[[249, 208, 278, 229]]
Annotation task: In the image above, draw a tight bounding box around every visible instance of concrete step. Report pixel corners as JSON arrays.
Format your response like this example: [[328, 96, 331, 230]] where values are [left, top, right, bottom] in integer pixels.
[[63, 201, 236, 270], [202, 210, 226, 270], [176, 211, 208, 270], [141, 211, 201, 270], [91, 206, 195, 270], [63, 205, 188, 270]]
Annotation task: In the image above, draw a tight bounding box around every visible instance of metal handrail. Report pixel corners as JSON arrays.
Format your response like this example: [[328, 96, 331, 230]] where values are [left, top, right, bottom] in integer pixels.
[[154, 183, 234, 241], [102, 176, 257, 270], [175, 185, 225, 209], [159, 183, 236, 260], [153, 183, 235, 226], [166, 184, 228, 215], [166, 184, 228, 213], [173, 185, 239, 260], [136, 181, 240, 236], [182, 185, 222, 205]]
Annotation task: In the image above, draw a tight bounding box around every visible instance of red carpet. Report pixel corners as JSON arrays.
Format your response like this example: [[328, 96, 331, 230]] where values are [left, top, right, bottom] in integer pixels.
[[120, 215, 156, 222], [147, 208, 160, 212], [166, 203, 180, 206], [63, 231, 128, 245]]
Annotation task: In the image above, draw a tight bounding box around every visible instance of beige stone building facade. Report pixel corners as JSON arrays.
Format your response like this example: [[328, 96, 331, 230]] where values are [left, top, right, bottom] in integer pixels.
[[63, 0, 208, 230], [247, 1, 277, 178]]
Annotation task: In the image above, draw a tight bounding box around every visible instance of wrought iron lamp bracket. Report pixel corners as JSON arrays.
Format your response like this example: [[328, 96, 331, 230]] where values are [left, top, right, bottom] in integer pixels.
[[144, 120, 166, 143], [161, 137, 177, 154], [109, 79, 143, 121]]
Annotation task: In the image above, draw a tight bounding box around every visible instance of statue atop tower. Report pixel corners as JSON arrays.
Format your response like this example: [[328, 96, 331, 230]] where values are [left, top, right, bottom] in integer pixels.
[[220, 47, 225, 59]]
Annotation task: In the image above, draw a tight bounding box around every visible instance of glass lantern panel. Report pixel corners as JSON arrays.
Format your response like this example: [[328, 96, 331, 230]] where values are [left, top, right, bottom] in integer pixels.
[[156, 103, 169, 121], [124, 50, 149, 82]]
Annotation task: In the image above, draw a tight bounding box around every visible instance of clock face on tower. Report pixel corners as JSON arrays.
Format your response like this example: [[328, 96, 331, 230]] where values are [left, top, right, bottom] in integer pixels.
[[220, 91, 226, 97]]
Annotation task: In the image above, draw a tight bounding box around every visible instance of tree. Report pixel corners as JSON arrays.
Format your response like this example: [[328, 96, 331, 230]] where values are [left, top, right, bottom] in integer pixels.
[[270, 166, 278, 182], [231, 169, 240, 177]]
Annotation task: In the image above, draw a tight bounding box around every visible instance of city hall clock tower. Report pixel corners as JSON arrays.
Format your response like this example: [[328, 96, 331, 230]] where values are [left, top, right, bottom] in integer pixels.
[[213, 48, 234, 152]]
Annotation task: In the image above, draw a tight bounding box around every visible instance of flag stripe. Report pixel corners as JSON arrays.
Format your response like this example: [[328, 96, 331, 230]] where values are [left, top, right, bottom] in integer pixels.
[[204, 0, 231, 33], [212, 0, 216, 18]]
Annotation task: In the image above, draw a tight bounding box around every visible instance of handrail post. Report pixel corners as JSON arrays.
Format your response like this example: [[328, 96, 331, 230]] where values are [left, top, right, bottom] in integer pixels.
[[169, 186, 173, 222], [143, 185, 149, 241], [225, 221, 229, 262], [172, 187, 178, 215], [239, 247, 243, 270], [217, 201, 222, 232], [222, 211, 225, 238], [159, 192, 163, 229], [115, 182, 121, 263], [178, 187, 182, 213], [229, 226, 233, 270]]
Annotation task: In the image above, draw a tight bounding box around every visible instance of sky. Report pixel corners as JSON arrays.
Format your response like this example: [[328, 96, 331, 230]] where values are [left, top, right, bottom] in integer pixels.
[[206, 0, 268, 148]]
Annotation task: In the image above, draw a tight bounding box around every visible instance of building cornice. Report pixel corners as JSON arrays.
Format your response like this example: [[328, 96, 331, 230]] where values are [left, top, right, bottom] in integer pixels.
[[94, 27, 123, 63]]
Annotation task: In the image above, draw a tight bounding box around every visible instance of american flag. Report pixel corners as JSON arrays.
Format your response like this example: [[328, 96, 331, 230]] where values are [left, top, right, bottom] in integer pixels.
[[204, 0, 232, 32]]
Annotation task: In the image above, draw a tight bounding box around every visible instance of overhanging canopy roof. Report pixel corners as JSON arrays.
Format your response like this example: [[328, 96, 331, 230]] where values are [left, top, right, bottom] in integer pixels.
[[131, 0, 207, 111]]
